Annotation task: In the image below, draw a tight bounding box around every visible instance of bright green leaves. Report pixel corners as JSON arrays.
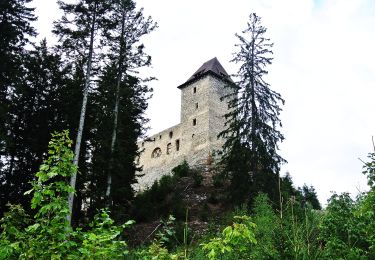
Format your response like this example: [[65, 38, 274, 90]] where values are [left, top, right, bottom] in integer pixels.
[[202, 237, 232, 260], [0, 131, 135, 259], [201, 215, 257, 259], [222, 216, 257, 250], [362, 147, 375, 188], [78, 209, 132, 258], [319, 193, 369, 258], [29, 131, 76, 216]]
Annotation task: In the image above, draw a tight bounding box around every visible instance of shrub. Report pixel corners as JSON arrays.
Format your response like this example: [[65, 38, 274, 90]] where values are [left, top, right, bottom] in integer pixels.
[[319, 193, 367, 259], [172, 160, 190, 177], [201, 215, 257, 259], [0, 131, 133, 259], [192, 169, 203, 187]]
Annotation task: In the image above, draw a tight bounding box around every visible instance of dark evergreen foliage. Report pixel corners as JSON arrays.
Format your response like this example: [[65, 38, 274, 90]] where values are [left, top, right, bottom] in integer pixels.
[[0, 40, 76, 214], [51, 0, 156, 224], [219, 13, 285, 205], [53, 0, 115, 224], [101, 0, 157, 208], [0, 0, 37, 212], [53, 0, 112, 67], [0, 0, 36, 120], [87, 64, 152, 221], [299, 184, 321, 210]]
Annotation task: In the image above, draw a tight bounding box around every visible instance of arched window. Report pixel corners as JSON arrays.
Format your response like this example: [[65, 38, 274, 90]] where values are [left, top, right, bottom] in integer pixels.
[[166, 143, 172, 154], [151, 147, 162, 158]]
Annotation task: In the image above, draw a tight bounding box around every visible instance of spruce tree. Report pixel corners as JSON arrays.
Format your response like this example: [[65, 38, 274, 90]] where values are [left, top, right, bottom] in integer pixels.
[[103, 0, 156, 208], [0, 0, 37, 214], [0, 0, 36, 128], [53, 0, 113, 224], [300, 184, 321, 210], [88, 65, 151, 220], [0, 40, 72, 214], [220, 13, 285, 204]]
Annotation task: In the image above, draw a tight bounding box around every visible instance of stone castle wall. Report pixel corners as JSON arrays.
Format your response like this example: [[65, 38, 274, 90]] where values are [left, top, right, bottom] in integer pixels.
[[135, 72, 231, 190]]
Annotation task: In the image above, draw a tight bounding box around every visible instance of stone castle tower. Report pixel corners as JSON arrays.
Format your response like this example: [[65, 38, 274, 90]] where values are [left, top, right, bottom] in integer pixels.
[[136, 57, 233, 189]]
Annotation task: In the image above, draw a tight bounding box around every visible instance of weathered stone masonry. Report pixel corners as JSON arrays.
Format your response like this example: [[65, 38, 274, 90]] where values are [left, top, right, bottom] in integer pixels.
[[136, 57, 233, 189]]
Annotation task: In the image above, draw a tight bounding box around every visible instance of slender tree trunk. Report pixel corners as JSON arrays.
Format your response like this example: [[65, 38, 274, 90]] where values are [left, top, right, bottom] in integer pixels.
[[250, 35, 257, 173], [105, 7, 127, 208], [278, 174, 283, 219], [67, 2, 97, 225], [8, 154, 14, 177]]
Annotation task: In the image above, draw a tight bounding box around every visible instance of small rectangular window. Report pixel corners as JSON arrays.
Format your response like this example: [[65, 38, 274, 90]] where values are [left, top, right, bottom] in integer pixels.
[[193, 118, 197, 126], [193, 87, 196, 93], [195, 102, 198, 109], [176, 139, 180, 151]]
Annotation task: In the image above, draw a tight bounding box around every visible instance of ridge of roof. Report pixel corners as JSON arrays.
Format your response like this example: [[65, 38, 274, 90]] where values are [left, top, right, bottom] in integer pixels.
[[177, 57, 233, 89]]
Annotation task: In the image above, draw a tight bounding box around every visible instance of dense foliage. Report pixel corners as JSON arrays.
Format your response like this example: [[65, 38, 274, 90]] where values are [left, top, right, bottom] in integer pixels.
[[0, 132, 133, 259], [0, 0, 155, 226], [1, 132, 374, 259], [132, 161, 195, 222]]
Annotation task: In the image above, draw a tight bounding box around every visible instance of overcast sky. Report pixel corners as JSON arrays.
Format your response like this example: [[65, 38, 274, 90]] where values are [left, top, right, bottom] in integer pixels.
[[32, 0, 375, 206]]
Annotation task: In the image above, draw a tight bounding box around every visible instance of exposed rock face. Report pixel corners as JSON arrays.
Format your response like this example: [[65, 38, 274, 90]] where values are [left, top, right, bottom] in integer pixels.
[[136, 57, 232, 190]]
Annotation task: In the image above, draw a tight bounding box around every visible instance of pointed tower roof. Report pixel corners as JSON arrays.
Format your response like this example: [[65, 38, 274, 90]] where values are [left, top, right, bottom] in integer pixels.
[[178, 57, 233, 89]]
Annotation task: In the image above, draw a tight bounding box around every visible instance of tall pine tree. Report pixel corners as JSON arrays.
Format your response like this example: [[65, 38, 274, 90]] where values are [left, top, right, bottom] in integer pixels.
[[0, 39, 74, 214], [53, 0, 113, 224], [103, 0, 157, 208], [0, 0, 36, 129], [220, 13, 285, 204], [87, 65, 151, 221], [0, 0, 36, 214]]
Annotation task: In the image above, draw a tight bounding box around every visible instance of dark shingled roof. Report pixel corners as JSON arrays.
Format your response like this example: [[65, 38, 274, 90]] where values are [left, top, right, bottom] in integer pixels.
[[177, 57, 233, 89]]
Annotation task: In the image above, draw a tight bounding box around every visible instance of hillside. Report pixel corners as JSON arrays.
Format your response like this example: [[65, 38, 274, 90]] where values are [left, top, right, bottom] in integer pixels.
[[127, 162, 233, 246]]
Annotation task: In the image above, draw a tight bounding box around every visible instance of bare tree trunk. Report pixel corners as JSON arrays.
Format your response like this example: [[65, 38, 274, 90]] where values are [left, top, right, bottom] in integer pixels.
[[67, 2, 97, 226], [105, 7, 127, 208]]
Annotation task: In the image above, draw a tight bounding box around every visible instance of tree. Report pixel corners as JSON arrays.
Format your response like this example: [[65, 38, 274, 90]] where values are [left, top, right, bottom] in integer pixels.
[[319, 193, 368, 258], [0, 0, 36, 134], [53, 0, 113, 224], [103, 0, 156, 207], [299, 184, 321, 210], [0, 40, 73, 215], [86, 67, 152, 221], [219, 13, 285, 204], [0, 131, 133, 259], [0, 0, 37, 214]]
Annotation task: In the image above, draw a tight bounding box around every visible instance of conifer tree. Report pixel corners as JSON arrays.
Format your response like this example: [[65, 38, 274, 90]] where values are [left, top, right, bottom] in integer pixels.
[[53, 0, 112, 224], [103, 0, 156, 208], [0, 0, 37, 213], [0, 0, 35, 214], [87, 66, 151, 220], [0, 0, 36, 130], [300, 184, 321, 210], [0, 40, 72, 214], [220, 13, 285, 204]]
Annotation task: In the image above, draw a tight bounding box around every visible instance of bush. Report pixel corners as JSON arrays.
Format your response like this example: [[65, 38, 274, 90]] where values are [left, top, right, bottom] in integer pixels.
[[319, 193, 369, 259], [172, 160, 190, 177], [192, 169, 203, 187], [132, 170, 186, 221], [201, 215, 257, 259], [0, 131, 133, 259]]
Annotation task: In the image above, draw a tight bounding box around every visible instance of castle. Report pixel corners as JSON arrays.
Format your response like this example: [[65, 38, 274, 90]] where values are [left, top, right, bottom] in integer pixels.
[[136, 57, 233, 189]]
